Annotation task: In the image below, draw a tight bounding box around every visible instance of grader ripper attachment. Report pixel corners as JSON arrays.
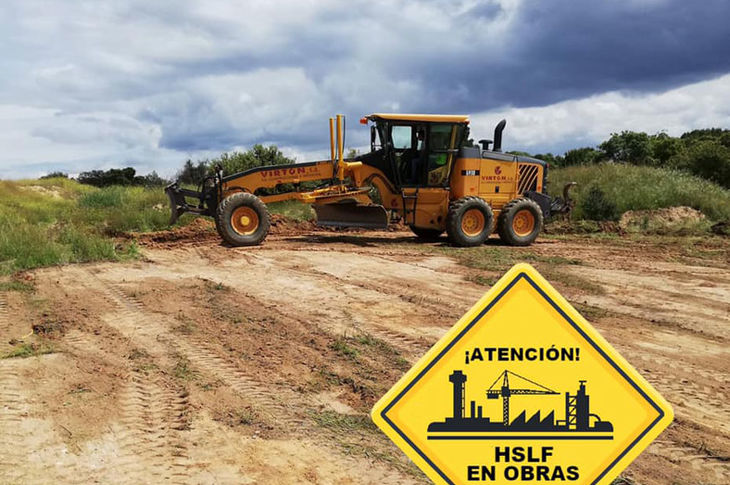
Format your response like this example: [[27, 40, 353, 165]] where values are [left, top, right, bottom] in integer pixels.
[[166, 113, 574, 247]]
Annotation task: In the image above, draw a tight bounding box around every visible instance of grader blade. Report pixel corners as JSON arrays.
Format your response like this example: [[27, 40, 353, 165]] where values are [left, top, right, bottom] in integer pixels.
[[314, 203, 389, 229]]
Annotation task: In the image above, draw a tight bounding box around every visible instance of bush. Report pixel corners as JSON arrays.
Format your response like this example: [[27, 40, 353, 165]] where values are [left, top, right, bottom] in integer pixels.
[[215, 145, 295, 175], [78, 167, 137, 187], [580, 186, 619, 221], [40, 172, 68, 179], [176, 160, 210, 186], [549, 164, 730, 222], [599, 131, 653, 165], [683, 141, 730, 188], [76, 167, 169, 188], [562, 147, 602, 166]]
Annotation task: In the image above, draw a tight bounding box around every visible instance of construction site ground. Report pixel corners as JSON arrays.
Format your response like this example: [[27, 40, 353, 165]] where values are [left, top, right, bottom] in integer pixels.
[[1, 221, 728, 484]]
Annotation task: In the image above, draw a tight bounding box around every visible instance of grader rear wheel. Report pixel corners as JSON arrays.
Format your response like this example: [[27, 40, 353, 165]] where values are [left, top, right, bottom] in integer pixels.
[[497, 197, 543, 246]]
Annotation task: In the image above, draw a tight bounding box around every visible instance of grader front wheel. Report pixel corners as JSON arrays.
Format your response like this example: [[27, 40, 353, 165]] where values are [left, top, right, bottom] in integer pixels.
[[216, 192, 270, 246]]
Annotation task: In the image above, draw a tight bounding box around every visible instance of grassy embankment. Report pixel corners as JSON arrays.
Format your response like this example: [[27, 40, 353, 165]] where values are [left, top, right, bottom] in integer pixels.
[[0, 178, 316, 276], [549, 164, 730, 224], [0, 177, 179, 274]]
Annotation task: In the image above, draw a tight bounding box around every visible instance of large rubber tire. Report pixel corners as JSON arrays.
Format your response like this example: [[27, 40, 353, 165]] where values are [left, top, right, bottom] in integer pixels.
[[216, 192, 270, 246], [446, 197, 494, 247], [497, 197, 543, 246], [410, 226, 444, 240]]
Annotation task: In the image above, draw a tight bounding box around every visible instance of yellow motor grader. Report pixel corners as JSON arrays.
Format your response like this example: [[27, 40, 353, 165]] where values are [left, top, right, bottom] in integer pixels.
[[166, 114, 573, 247]]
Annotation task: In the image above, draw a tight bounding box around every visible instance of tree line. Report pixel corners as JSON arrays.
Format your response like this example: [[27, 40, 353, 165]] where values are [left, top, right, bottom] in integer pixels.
[[513, 128, 730, 188], [40, 144, 295, 188], [41, 168, 169, 187]]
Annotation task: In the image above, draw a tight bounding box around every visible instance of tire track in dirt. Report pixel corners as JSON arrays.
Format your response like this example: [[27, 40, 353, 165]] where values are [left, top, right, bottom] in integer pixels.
[[632, 352, 728, 387], [644, 371, 730, 435], [78, 271, 195, 484], [0, 292, 7, 320], [62, 328, 191, 485], [0, 292, 11, 354], [195, 249, 448, 358], [366, 325, 435, 359], [90, 270, 308, 431], [0, 360, 31, 484], [112, 371, 190, 485], [173, 337, 307, 429], [649, 440, 730, 483], [167, 247, 433, 369], [255, 250, 473, 316], [569, 266, 730, 341], [0, 358, 95, 485], [141, 250, 444, 355], [251, 255, 450, 360], [87, 267, 422, 483]]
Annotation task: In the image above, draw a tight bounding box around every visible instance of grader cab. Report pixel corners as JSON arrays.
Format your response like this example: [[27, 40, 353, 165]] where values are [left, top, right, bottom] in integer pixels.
[[166, 113, 573, 247]]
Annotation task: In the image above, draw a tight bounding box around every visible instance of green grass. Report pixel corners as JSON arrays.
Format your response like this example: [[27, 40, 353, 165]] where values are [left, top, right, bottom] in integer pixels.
[[549, 164, 730, 221], [427, 245, 609, 296], [1, 342, 54, 359], [310, 409, 375, 432], [267, 199, 315, 221], [0, 178, 184, 274], [0, 279, 34, 292], [353, 333, 410, 370], [172, 355, 198, 381], [330, 336, 360, 360]]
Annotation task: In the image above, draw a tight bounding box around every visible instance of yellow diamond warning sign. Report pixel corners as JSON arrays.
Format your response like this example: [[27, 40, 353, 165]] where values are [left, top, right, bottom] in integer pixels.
[[371, 263, 673, 485]]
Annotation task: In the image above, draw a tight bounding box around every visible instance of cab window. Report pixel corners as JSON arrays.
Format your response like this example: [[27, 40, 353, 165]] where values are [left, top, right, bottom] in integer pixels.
[[391, 125, 413, 149], [426, 123, 461, 186]]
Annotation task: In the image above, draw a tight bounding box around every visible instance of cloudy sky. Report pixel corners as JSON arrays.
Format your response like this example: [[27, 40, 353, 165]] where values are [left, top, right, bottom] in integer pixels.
[[1, 0, 729, 179]]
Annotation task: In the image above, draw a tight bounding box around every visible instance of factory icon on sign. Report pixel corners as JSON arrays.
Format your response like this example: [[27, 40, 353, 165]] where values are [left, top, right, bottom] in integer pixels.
[[428, 369, 614, 440]]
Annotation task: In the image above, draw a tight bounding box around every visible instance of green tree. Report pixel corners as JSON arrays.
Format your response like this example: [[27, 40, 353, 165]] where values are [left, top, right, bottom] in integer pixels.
[[533, 153, 564, 167], [176, 159, 210, 186], [680, 128, 728, 145], [214, 144, 295, 175], [78, 167, 137, 187], [563, 147, 601, 166], [134, 171, 170, 187], [649, 132, 684, 166], [599, 131, 652, 165], [683, 140, 730, 188], [40, 171, 68, 179]]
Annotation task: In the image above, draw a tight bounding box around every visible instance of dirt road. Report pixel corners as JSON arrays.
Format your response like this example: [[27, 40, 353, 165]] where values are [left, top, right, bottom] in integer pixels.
[[1, 227, 728, 484]]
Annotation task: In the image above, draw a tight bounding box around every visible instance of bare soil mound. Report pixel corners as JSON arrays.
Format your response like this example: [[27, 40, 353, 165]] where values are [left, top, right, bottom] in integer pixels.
[[619, 206, 706, 233], [133, 218, 219, 248], [269, 214, 317, 235]]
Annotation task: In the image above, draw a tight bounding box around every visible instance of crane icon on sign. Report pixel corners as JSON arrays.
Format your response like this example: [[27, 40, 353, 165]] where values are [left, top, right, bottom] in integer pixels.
[[428, 369, 614, 439], [486, 370, 559, 425]]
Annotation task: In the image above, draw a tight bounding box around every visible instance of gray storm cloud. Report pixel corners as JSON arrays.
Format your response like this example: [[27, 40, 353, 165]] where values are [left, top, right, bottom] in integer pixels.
[[0, 0, 728, 178]]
